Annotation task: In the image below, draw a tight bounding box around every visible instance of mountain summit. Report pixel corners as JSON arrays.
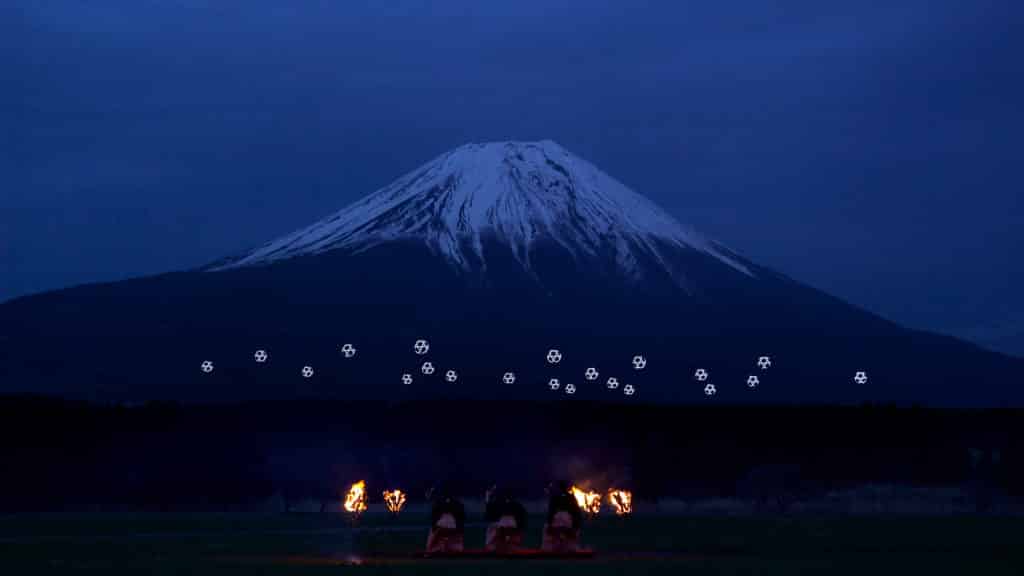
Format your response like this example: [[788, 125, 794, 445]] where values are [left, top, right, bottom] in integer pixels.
[[214, 141, 750, 282]]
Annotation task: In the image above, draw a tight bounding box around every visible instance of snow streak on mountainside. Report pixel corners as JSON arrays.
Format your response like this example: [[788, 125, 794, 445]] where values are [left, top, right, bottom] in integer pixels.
[[213, 140, 752, 281]]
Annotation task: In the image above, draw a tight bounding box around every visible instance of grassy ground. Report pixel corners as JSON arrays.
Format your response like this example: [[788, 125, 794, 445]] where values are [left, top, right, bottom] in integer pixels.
[[3, 512, 1023, 575]]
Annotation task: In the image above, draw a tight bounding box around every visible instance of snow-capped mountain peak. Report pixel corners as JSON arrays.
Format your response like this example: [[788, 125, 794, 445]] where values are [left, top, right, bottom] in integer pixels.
[[213, 140, 751, 279]]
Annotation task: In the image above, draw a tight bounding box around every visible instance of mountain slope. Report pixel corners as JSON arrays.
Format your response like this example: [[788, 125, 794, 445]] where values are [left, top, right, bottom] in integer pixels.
[[1, 141, 1021, 406]]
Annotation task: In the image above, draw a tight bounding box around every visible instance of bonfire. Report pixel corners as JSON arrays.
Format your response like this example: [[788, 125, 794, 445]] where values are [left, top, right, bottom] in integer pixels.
[[570, 485, 602, 516], [607, 489, 633, 516], [344, 480, 368, 516], [383, 489, 407, 515]]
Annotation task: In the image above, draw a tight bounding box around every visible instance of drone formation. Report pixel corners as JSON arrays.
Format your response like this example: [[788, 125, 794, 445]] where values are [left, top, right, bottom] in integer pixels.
[[198, 343, 871, 400]]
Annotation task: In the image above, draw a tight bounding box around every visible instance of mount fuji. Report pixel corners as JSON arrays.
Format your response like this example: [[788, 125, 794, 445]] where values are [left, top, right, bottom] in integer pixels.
[[1, 141, 1020, 406]]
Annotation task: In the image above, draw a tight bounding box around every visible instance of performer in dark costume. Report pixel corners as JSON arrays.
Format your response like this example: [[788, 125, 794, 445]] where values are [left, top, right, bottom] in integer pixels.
[[483, 484, 528, 552], [541, 480, 583, 552], [425, 482, 465, 553]]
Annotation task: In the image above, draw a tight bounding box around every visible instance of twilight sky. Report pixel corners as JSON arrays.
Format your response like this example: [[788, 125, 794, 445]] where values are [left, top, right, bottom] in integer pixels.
[[4, 1, 1023, 355]]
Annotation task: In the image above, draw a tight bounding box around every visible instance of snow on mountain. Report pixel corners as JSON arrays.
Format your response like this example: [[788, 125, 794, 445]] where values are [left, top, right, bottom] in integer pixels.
[[212, 140, 752, 280]]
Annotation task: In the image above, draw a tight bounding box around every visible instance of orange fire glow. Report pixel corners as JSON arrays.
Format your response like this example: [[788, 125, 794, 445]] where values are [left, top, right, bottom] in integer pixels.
[[570, 485, 602, 515], [383, 489, 407, 514], [608, 489, 633, 516], [344, 480, 368, 515]]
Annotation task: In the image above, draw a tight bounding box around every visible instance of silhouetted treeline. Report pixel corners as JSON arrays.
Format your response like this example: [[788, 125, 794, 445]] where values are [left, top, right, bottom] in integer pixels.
[[1, 396, 1020, 512]]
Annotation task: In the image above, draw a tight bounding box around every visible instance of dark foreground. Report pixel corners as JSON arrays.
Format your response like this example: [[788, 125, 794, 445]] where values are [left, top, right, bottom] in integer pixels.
[[3, 512, 1024, 575], [4, 397, 1024, 573]]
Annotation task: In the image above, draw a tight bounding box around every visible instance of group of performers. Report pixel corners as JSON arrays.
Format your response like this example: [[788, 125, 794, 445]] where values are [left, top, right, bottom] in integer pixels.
[[425, 480, 584, 554]]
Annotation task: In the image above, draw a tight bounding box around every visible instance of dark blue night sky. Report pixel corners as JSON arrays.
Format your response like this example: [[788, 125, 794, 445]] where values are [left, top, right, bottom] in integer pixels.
[[4, 1, 1023, 354]]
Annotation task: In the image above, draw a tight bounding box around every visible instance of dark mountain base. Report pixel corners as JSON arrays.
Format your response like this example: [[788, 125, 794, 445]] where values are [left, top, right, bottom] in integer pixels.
[[2, 396, 1020, 513], [3, 242, 1022, 406]]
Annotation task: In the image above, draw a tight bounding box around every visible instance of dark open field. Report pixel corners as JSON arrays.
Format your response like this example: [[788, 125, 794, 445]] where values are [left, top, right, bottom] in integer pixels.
[[3, 397, 1022, 573], [4, 512, 1024, 574]]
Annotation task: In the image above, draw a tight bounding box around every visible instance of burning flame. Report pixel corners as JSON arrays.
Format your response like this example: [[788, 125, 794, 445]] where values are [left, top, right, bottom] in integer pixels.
[[344, 480, 368, 515], [383, 489, 407, 514], [570, 485, 602, 515], [608, 489, 633, 516]]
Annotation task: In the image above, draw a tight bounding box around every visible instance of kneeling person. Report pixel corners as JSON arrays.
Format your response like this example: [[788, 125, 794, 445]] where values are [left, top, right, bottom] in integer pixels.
[[541, 481, 583, 552], [425, 483, 465, 554], [484, 484, 528, 552]]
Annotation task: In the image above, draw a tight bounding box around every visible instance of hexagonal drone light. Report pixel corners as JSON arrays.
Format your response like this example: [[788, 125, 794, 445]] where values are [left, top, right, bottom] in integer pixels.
[[623, 384, 635, 396], [548, 378, 561, 391], [584, 367, 599, 381], [606, 377, 620, 390], [757, 356, 772, 370], [445, 370, 458, 383], [200, 360, 214, 373], [546, 349, 562, 364], [746, 375, 760, 388], [401, 373, 413, 385], [340, 343, 357, 358], [565, 383, 576, 395], [413, 339, 430, 355], [704, 383, 717, 396], [854, 371, 868, 385], [254, 350, 268, 363], [631, 355, 647, 370], [421, 361, 435, 375], [502, 372, 516, 384], [694, 368, 709, 382], [301, 366, 314, 378]]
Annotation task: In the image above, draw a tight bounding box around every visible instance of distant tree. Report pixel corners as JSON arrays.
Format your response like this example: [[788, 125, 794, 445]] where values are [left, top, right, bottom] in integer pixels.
[[738, 464, 804, 513], [968, 447, 1002, 513]]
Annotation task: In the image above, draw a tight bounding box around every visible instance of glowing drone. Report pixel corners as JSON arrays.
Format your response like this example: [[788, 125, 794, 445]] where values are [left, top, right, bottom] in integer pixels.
[[631, 355, 646, 370], [502, 372, 516, 384], [401, 373, 413, 385], [340, 343, 357, 358], [546, 349, 562, 364], [548, 378, 561, 390], [445, 370, 458, 383], [704, 383, 716, 396], [694, 368, 709, 382], [606, 377, 620, 390], [623, 384, 635, 396], [301, 366, 314, 378], [414, 339, 430, 355], [565, 383, 577, 395], [254, 350, 268, 363], [200, 360, 214, 373], [757, 356, 772, 370], [421, 361, 435, 375], [584, 367, 599, 381], [746, 375, 760, 388], [854, 371, 868, 385]]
